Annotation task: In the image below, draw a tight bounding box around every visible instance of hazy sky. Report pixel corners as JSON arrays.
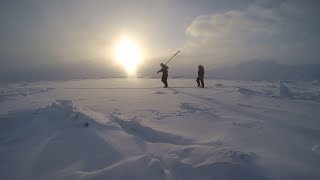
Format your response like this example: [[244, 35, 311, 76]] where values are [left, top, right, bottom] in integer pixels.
[[1, 0, 320, 78]]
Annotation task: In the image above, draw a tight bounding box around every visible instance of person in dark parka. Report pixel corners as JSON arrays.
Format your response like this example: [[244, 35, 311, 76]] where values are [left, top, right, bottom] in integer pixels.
[[196, 65, 205, 88], [157, 63, 169, 88]]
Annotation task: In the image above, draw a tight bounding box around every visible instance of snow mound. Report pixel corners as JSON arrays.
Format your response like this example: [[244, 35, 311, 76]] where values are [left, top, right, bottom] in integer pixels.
[[0, 100, 122, 180]]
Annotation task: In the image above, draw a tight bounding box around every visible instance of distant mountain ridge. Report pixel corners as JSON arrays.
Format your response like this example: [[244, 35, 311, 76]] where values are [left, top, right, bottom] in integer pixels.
[[205, 61, 320, 81], [1, 60, 320, 82]]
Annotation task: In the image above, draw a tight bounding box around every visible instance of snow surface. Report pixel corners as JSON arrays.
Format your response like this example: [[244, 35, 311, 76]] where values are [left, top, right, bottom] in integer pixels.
[[0, 78, 320, 180]]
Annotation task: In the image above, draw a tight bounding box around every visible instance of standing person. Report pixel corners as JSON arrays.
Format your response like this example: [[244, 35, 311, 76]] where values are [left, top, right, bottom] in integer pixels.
[[196, 65, 205, 88], [157, 63, 169, 88]]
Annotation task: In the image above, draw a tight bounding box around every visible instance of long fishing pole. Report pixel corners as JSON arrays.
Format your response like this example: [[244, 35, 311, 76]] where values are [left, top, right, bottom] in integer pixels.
[[165, 50, 180, 65]]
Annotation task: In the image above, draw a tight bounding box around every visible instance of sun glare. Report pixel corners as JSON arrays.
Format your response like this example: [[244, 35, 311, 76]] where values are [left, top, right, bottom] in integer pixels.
[[115, 36, 142, 76]]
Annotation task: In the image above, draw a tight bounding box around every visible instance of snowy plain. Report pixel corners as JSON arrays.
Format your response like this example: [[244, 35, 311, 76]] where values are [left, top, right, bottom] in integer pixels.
[[0, 78, 320, 180]]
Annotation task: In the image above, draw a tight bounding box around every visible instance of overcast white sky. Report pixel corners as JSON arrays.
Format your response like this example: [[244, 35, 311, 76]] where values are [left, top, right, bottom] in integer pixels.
[[1, 0, 320, 77]]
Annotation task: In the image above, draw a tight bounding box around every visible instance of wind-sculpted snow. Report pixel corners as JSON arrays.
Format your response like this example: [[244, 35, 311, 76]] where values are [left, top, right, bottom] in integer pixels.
[[110, 114, 194, 145], [0, 100, 122, 180], [0, 100, 268, 180], [1, 78, 320, 180]]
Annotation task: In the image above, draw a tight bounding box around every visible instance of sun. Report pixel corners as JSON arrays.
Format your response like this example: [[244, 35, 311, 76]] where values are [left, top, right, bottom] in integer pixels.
[[115, 36, 142, 76]]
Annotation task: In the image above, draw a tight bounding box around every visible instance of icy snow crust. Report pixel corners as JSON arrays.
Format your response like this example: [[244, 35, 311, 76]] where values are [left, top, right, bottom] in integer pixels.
[[0, 78, 320, 180]]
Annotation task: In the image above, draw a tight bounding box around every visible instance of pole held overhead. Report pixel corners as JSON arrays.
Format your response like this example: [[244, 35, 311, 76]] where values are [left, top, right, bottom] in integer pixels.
[[165, 50, 180, 65]]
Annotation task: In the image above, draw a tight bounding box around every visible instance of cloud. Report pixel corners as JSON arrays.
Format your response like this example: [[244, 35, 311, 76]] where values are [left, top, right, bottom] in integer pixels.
[[184, 0, 320, 64], [186, 8, 281, 38], [186, 1, 285, 36]]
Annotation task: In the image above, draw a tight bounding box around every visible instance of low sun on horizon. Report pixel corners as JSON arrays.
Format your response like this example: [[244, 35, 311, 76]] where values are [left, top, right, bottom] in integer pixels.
[[114, 36, 142, 76]]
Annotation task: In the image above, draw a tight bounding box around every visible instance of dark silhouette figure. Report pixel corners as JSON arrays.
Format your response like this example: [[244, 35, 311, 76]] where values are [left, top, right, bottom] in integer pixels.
[[196, 65, 205, 88], [157, 63, 169, 88]]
